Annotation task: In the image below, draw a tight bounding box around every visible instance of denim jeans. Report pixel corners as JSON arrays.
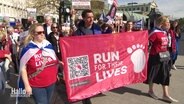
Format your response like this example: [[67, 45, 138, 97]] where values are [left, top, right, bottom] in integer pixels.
[[4, 59, 10, 81], [0, 59, 10, 81], [0, 69, 5, 93], [32, 83, 55, 104]]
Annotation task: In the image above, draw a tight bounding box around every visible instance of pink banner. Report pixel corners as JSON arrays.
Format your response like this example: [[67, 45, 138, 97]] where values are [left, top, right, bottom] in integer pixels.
[[60, 31, 148, 102]]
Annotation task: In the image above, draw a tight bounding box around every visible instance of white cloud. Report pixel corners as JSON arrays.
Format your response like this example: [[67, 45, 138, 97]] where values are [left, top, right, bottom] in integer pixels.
[[156, 0, 184, 18], [118, 0, 184, 18]]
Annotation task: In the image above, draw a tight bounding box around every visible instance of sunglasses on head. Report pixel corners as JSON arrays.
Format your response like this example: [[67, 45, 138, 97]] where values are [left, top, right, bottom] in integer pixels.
[[35, 31, 44, 35]]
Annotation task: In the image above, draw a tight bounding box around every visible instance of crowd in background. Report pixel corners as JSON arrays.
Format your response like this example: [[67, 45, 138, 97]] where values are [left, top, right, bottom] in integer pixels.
[[0, 9, 182, 104]]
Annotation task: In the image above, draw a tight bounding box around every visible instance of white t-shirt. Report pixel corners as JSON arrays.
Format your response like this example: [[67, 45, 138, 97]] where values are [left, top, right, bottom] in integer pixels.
[[47, 26, 52, 35]]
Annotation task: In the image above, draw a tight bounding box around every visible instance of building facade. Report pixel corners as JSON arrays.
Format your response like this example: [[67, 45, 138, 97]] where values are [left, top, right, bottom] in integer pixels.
[[0, 0, 27, 20], [117, 1, 158, 15]]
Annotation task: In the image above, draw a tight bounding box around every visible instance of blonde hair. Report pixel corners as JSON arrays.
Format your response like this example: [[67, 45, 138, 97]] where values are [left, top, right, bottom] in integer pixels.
[[0, 30, 6, 42], [155, 16, 169, 26], [23, 23, 43, 46]]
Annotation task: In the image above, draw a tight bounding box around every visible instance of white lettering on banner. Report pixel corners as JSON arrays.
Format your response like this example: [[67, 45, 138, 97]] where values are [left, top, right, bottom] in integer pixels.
[[72, 0, 91, 9], [96, 66, 127, 82], [93, 51, 128, 82], [72, 0, 90, 6], [72, 2, 90, 6], [94, 64, 106, 71], [108, 61, 123, 68], [94, 51, 119, 64]]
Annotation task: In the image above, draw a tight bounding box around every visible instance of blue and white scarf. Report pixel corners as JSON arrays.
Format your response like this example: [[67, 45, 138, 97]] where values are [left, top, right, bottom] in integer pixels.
[[16, 39, 57, 104]]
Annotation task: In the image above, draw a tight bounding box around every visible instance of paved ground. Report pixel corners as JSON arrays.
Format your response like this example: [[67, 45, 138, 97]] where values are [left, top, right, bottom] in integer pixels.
[[0, 35, 184, 104]]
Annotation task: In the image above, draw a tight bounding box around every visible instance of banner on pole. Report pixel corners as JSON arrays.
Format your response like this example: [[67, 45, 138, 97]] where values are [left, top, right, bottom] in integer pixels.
[[72, 0, 91, 9], [60, 31, 148, 102], [106, 0, 118, 19]]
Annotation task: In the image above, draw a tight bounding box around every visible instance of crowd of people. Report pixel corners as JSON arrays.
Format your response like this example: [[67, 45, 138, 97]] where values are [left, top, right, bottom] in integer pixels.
[[0, 9, 182, 104]]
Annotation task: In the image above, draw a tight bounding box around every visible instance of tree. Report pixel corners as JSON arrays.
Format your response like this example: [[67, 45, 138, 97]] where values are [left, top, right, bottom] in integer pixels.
[[26, 0, 63, 15], [91, 0, 105, 19], [27, 0, 106, 20]]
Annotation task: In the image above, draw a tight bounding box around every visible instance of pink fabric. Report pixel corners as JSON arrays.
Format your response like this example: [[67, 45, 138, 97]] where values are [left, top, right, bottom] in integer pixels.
[[60, 30, 148, 102], [168, 29, 176, 53]]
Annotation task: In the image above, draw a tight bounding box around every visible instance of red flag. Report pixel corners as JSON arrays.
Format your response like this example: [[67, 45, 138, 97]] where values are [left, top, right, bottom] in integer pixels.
[[106, 0, 118, 19], [113, 0, 118, 7]]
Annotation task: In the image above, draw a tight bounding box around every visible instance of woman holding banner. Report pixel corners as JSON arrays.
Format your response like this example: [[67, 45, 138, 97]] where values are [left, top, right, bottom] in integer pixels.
[[123, 21, 134, 32], [146, 16, 178, 103]]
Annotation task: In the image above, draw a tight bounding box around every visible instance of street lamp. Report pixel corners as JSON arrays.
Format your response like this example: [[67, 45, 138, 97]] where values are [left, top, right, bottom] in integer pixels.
[[59, 0, 71, 25], [64, 7, 71, 23]]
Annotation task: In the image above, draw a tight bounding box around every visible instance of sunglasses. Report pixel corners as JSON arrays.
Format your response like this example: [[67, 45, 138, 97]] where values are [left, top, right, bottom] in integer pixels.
[[52, 26, 58, 28], [35, 31, 44, 35]]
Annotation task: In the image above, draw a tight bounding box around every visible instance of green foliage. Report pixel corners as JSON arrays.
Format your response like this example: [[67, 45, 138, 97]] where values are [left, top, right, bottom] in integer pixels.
[[91, 0, 105, 19], [27, 0, 106, 20], [27, 0, 60, 15]]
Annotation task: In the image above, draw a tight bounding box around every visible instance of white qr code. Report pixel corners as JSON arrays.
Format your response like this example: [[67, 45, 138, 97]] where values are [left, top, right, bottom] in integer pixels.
[[67, 55, 90, 80]]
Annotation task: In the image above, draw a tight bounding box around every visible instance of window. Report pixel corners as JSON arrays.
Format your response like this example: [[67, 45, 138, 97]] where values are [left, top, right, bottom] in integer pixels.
[[2, 6, 5, 14], [146, 7, 149, 11], [7, 7, 9, 14]]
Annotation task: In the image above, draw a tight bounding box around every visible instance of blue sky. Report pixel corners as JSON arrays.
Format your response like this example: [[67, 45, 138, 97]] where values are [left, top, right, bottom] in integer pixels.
[[117, 0, 184, 19]]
